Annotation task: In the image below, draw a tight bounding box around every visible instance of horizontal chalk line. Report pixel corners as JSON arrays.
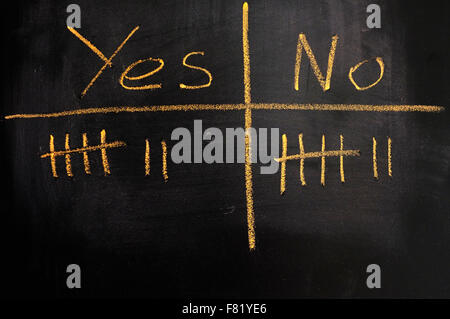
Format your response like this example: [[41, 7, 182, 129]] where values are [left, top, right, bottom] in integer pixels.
[[4, 103, 444, 119], [40, 141, 126, 158], [275, 149, 360, 162]]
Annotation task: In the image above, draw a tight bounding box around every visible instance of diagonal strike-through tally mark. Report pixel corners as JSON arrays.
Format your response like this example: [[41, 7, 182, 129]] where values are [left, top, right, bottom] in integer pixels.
[[276, 134, 360, 194], [41, 129, 126, 177]]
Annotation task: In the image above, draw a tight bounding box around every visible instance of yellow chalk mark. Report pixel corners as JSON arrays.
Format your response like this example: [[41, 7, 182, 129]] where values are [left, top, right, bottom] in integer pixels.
[[65, 134, 73, 177], [79, 26, 140, 97], [161, 140, 168, 182], [245, 108, 255, 250], [275, 149, 360, 162], [250, 103, 442, 112], [100, 129, 110, 175], [145, 139, 150, 176], [243, 2, 255, 251], [276, 136, 359, 187], [298, 133, 306, 186], [321, 135, 326, 186], [243, 2, 251, 104], [340, 134, 345, 183], [5, 103, 444, 120], [41, 141, 126, 158], [120, 57, 164, 90], [294, 34, 338, 92], [280, 134, 287, 194], [49, 135, 57, 178], [373, 137, 378, 179], [179, 52, 212, 89], [43, 131, 125, 177], [42, 130, 125, 177], [82, 133, 91, 174], [388, 137, 392, 177], [349, 57, 384, 91], [67, 27, 111, 66]]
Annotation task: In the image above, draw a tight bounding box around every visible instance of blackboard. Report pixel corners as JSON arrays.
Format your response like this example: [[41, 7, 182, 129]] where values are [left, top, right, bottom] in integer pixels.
[[2, 0, 449, 299]]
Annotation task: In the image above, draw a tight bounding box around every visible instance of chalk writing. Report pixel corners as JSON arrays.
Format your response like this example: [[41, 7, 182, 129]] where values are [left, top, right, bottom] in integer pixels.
[[161, 140, 168, 182], [275, 134, 361, 193], [4, 3, 443, 252], [41, 130, 126, 177], [145, 139, 150, 176]]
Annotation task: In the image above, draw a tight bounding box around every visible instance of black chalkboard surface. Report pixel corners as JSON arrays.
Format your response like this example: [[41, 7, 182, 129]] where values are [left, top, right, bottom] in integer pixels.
[[1, 0, 449, 299]]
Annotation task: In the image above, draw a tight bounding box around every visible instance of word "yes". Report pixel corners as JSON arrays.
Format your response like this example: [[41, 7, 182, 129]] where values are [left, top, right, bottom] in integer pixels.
[[67, 26, 212, 97]]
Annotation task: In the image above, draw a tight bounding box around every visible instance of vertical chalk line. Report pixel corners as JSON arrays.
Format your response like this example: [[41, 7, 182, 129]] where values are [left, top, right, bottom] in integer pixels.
[[161, 140, 168, 182], [82, 133, 91, 174], [100, 129, 111, 175], [339, 134, 345, 182], [388, 137, 392, 177], [49, 135, 57, 178], [145, 139, 151, 176], [321, 135, 326, 186], [243, 2, 251, 105], [280, 134, 287, 194], [243, 2, 255, 251], [65, 134, 73, 177], [299, 133, 306, 186], [373, 137, 378, 179]]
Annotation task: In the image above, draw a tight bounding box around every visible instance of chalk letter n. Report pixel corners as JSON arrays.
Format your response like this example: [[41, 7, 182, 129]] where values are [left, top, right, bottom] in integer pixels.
[[294, 34, 339, 92]]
